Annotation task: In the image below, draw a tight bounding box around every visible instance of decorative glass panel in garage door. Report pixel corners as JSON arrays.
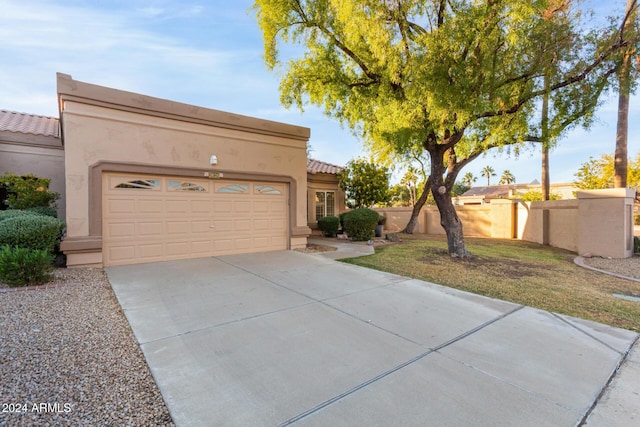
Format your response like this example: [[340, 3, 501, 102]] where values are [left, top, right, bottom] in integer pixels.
[[102, 173, 288, 266]]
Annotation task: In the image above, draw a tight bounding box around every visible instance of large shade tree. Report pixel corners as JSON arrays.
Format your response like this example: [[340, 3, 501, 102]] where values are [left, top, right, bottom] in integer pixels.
[[254, 0, 634, 257]]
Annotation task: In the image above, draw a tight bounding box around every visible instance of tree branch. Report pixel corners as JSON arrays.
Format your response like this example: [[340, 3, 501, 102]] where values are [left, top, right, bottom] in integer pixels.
[[291, 0, 381, 84]]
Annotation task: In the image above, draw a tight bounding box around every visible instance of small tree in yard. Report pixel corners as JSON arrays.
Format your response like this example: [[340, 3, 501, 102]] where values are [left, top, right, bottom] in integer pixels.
[[0, 173, 59, 211], [254, 0, 635, 257], [338, 159, 390, 208]]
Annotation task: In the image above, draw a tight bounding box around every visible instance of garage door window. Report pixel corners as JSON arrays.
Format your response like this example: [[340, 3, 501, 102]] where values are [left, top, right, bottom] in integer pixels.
[[114, 179, 160, 190], [218, 184, 249, 193], [255, 185, 282, 195], [315, 191, 335, 220], [168, 181, 207, 192]]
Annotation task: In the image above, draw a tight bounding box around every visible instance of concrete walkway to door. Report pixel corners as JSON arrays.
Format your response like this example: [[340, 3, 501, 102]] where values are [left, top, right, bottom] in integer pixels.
[[106, 250, 639, 426]]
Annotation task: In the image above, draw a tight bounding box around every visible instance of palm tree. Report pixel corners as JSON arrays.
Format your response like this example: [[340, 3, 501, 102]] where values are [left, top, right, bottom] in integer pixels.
[[614, 0, 636, 188], [481, 166, 496, 186], [499, 170, 516, 185], [461, 172, 477, 188]]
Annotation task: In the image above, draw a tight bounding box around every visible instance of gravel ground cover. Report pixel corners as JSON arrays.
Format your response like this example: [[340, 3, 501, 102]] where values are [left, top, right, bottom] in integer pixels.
[[583, 255, 640, 280], [0, 268, 174, 427], [0, 248, 636, 427]]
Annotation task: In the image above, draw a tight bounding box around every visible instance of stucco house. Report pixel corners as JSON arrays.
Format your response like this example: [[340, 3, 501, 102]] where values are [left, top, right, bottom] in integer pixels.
[[306, 158, 345, 232], [0, 73, 346, 267]]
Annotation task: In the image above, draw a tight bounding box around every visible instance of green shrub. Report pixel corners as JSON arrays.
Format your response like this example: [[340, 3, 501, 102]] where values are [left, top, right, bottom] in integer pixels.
[[342, 208, 380, 241], [318, 216, 340, 237], [0, 173, 59, 210], [26, 206, 58, 218], [0, 246, 54, 287], [0, 209, 40, 222], [339, 212, 349, 230], [0, 215, 65, 253], [635, 237, 640, 253]]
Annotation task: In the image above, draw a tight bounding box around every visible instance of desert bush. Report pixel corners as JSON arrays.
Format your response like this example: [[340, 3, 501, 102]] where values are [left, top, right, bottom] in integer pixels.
[[26, 206, 58, 218], [0, 173, 59, 210], [0, 210, 40, 222], [342, 208, 379, 241], [0, 246, 54, 286], [0, 215, 65, 253], [318, 216, 340, 237]]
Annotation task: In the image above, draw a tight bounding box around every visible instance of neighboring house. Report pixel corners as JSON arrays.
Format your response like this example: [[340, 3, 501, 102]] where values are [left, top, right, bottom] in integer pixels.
[[0, 110, 66, 220], [306, 159, 346, 231], [457, 181, 577, 205]]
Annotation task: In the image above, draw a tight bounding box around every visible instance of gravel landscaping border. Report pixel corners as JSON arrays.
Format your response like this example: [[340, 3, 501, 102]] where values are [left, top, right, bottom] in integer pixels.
[[0, 268, 174, 426], [581, 255, 640, 281]]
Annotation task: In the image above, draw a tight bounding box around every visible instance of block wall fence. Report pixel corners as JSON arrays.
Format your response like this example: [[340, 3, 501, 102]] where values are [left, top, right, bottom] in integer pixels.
[[374, 189, 636, 259]]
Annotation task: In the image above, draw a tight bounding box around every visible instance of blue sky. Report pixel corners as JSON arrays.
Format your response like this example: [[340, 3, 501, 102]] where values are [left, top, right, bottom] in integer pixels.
[[1, 0, 637, 185]]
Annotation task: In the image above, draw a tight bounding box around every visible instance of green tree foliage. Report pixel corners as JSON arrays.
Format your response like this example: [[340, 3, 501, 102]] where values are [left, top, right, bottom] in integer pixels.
[[451, 182, 470, 197], [254, 0, 634, 257], [499, 170, 516, 185], [388, 183, 412, 207], [574, 152, 640, 190], [0, 173, 59, 211], [338, 158, 390, 208], [518, 190, 560, 202], [573, 154, 615, 190]]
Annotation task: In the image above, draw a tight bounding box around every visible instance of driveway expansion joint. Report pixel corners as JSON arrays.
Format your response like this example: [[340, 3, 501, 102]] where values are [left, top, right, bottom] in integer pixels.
[[135, 301, 319, 346], [578, 335, 640, 426], [277, 305, 525, 426], [550, 312, 631, 355]]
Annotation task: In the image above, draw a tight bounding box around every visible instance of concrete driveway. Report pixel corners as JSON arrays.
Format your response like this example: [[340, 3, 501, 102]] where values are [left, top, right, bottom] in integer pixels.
[[106, 250, 638, 426]]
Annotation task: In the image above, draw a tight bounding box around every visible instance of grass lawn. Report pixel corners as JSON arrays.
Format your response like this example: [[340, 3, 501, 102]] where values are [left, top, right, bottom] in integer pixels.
[[342, 235, 640, 332]]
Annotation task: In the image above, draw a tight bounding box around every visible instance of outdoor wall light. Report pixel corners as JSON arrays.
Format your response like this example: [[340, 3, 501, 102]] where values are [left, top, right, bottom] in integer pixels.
[[210, 155, 218, 165]]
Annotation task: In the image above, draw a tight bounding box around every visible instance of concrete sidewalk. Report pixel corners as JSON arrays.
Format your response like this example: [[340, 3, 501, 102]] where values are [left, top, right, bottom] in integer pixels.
[[107, 250, 639, 426]]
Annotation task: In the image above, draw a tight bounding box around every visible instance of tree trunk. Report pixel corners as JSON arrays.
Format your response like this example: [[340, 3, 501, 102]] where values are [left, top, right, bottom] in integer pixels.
[[542, 144, 550, 199], [403, 176, 431, 234], [541, 72, 550, 200], [614, 0, 634, 188], [614, 53, 631, 188], [431, 184, 469, 258]]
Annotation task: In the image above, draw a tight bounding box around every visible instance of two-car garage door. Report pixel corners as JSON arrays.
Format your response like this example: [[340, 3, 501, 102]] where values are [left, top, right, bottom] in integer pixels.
[[102, 173, 288, 266]]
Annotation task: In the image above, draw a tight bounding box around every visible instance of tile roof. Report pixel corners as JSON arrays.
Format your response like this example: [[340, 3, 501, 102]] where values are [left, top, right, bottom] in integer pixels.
[[459, 185, 514, 198], [0, 110, 60, 138], [307, 158, 343, 175]]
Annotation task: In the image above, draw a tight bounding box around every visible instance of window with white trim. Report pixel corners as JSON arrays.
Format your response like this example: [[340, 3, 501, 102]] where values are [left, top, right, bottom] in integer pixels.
[[315, 191, 335, 220]]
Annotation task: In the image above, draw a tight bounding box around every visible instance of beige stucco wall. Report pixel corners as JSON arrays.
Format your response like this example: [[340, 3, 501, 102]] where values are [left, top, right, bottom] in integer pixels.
[[374, 207, 427, 234], [58, 74, 310, 265], [577, 189, 636, 258], [518, 200, 579, 252], [422, 205, 493, 237], [63, 102, 308, 236]]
